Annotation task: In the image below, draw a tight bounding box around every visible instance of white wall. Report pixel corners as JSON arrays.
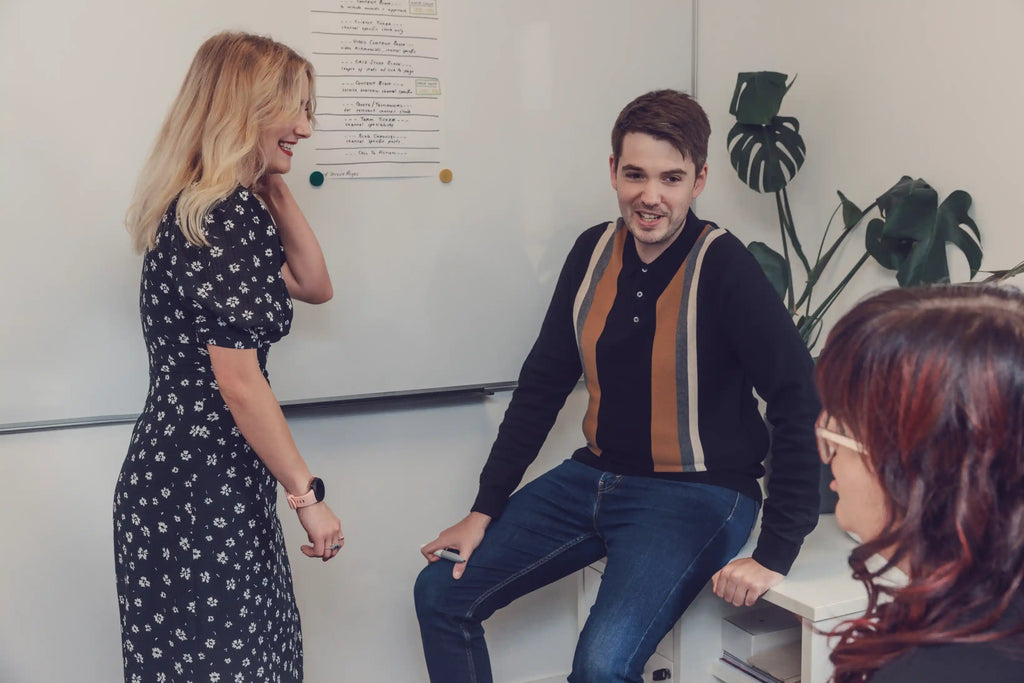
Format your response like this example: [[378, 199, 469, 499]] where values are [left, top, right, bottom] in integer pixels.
[[0, 388, 588, 683], [695, 0, 1024, 333]]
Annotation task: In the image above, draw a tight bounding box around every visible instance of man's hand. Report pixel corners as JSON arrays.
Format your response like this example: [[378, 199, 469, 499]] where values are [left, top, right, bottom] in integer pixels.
[[420, 512, 491, 579], [711, 557, 784, 606]]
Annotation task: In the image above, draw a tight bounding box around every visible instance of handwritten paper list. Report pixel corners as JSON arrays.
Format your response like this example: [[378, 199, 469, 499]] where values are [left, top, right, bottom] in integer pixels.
[[308, 0, 443, 179]]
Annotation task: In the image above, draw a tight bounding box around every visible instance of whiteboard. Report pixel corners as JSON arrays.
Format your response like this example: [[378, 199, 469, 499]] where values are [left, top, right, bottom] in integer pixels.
[[0, 0, 694, 426]]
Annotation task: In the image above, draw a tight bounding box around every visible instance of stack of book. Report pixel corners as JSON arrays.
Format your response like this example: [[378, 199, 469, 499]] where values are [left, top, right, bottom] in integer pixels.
[[718, 604, 802, 683]]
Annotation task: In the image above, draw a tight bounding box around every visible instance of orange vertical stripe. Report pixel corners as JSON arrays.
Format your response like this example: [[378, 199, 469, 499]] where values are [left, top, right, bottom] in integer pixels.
[[650, 261, 688, 471], [580, 228, 626, 454]]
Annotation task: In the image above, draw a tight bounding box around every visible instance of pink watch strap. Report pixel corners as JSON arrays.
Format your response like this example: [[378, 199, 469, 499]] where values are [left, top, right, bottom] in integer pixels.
[[287, 488, 317, 509]]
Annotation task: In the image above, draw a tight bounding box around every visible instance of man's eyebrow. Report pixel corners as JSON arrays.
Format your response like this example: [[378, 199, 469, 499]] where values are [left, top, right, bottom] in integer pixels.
[[620, 163, 688, 176]]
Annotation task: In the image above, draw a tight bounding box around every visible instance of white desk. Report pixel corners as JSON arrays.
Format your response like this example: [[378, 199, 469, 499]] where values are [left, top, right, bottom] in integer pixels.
[[577, 514, 868, 683]]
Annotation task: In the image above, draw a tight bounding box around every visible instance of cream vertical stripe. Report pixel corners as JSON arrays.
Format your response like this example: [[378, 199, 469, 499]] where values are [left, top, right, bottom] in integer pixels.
[[685, 228, 726, 472], [572, 222, 618, 326]]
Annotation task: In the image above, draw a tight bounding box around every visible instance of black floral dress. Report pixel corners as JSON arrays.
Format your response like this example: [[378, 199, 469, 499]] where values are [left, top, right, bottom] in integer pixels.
[[114, 186, 301, 682]]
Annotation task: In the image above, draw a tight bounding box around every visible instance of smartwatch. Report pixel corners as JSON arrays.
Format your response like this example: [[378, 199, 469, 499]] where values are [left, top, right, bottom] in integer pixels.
[[287, 477, 325, 509]]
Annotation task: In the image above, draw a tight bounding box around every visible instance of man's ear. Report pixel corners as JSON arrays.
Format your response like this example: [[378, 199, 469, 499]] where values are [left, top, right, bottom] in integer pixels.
[[692, 164, 708, 198], [609, 154, 618, 190]]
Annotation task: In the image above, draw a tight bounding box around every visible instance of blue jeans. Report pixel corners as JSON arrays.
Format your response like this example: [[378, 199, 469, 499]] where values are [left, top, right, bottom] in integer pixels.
[[414, 459, 758, 683]]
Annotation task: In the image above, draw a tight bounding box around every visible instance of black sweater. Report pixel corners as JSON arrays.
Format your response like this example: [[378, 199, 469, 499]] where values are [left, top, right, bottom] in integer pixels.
[[472, 212, 821, 574], [868, 598, 1024, 682]]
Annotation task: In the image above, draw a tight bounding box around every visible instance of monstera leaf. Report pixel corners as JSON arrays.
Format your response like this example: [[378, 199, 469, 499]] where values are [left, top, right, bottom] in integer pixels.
[[747, 241, 790, 301], [727, 72, 804, 194], [837, 191, 871, 231], [730, 72, 793, 125], [865, 176, 982, 286], [728, 117, 806, 193]]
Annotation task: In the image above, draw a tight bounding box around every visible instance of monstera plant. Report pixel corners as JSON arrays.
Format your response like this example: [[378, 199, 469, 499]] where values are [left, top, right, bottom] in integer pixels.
[[726, 71, 1009, 350]]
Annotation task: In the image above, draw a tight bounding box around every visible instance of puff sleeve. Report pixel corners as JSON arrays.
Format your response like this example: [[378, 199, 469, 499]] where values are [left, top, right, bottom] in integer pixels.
[[175, 187, 293, 349]]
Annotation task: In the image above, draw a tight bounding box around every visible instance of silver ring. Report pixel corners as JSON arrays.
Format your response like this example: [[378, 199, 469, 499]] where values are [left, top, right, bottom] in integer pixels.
[[329, 543, 341, 551]]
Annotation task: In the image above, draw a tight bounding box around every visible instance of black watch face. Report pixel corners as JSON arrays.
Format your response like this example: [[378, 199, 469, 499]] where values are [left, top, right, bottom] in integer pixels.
[[311, 477, 325, 502]]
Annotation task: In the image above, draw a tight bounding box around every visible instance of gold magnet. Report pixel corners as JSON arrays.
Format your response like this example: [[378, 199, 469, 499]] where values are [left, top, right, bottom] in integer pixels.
[[439, 168, 453, 183]]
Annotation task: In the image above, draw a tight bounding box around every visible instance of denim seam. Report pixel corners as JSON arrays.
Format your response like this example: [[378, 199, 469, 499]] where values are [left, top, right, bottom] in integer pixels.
[[462, 531, 599, 623], [596, 472, 623, 493], [619, 491, 745, 679], [594, 473, 621, 530], [461, 632, 477, 683], [458, 531, 599, 682]]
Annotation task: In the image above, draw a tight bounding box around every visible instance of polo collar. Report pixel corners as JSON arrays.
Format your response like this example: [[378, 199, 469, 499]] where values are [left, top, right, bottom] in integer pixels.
[[620, 209, 705, 282]]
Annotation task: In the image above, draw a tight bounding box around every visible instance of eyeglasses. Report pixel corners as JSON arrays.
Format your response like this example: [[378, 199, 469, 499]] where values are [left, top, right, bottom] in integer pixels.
[[815, 424, 866, 465]]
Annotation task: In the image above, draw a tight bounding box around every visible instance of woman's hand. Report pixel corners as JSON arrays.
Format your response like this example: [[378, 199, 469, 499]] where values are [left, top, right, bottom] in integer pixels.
[[253, 174, 333, 304], [253, 171, 287, 199], [296, 502, 344, 562]]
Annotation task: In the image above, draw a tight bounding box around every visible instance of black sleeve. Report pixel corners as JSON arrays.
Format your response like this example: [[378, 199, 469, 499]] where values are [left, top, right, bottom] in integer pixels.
[[719, 240, 821, 574], [470, 225, 608, 518]]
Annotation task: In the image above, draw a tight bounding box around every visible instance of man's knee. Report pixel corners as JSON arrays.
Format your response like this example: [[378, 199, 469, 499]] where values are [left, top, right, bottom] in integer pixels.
[[413, 562, 453, 621], [569, 649, 635, 683], [570, 626, 651, 683]]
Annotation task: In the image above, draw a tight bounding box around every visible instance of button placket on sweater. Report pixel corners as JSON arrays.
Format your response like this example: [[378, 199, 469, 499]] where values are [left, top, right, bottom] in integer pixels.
[[632, 265, 651, 325]]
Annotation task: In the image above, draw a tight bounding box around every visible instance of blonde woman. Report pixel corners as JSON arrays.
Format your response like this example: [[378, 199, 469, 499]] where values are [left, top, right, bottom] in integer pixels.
[[114, 32, 342, 682]]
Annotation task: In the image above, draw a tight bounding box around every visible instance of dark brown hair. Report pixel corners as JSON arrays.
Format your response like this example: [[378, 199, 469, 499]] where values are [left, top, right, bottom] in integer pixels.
[[611, 89, 710, 171], [816, 284, 1024, 682]]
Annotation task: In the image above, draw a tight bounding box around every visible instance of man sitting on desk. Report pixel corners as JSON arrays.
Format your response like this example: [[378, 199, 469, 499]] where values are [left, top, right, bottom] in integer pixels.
[[415, 89, 821, 683]]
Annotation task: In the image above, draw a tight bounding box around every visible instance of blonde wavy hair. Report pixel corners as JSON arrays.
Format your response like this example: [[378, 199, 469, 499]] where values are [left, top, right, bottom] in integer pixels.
[[126, 31, 316, 252]]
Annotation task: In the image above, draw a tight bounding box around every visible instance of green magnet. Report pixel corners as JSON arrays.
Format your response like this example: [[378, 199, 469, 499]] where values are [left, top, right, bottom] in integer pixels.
[[309, 171, 325, 187]]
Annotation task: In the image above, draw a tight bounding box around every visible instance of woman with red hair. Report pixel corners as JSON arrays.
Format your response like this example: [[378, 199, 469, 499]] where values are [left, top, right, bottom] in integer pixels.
[[815, 284, 1024, 682]]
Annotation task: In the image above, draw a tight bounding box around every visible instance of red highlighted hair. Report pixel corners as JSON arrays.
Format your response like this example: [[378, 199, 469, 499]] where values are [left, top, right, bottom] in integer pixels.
[[816, 284, 1024, 682]]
